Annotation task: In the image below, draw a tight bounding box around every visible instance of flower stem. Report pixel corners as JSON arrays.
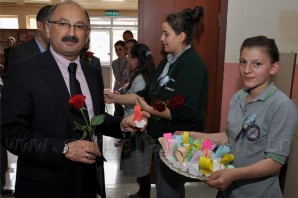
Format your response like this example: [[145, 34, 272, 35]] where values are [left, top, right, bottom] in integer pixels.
[[80, 108, 93, 141]]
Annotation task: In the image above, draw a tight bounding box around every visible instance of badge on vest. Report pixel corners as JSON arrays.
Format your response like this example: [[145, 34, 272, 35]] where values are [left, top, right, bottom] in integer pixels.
[[246, 124, 260, 142]]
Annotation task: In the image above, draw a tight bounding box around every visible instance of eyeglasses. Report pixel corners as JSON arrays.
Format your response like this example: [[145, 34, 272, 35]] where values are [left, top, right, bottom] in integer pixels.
[[48, 21, 89, 32]]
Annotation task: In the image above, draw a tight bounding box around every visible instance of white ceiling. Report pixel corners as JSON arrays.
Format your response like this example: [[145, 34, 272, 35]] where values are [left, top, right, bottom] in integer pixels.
[[0, 0, 138, 10]]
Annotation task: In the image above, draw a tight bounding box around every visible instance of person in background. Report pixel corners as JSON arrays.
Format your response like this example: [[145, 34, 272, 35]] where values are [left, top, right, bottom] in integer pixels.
[[9, 5, 52, 64], [125, 38, 138, 55], [2, 7, 51, 195], [0, 63, 14, 197], [112, 40, 132, 146], [0, 2, 148, 198], [119, 44, 155, 198], [3, 36, 16, 73], [80, 11, 102, 74], [2, 6, 51, 195], [122, 44, 154, 119], [176, 35, 298, 198], [105, 6, 208, 198], [0, 64, 3, 86], [112, 40, 131, 115], [80, 37, 102, 73], [123, 30, 134, 41]]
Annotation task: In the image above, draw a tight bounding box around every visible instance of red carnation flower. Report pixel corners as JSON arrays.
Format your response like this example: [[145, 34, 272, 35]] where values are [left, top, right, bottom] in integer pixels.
[[152, 94, 184, 113], [85, 51, 94, 58], [152, 99, 166, 112], [69, 94, 86, 110], [167, 94, 185, 109]]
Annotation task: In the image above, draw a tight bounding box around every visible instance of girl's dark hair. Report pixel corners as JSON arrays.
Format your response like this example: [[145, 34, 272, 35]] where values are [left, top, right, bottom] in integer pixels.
[[125, 38, 138, 46], [127, 43, 155, 89], [165, 6, 204, 45], [114, 40, 125, 47], [240, 35, 280, 63]]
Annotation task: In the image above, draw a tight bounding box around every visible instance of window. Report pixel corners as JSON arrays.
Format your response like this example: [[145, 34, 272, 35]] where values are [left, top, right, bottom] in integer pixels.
[[26, 15, 37, 29], [89, 16, 138, 89], [89, 17, 138, 66], [0, 16, 18, 29]]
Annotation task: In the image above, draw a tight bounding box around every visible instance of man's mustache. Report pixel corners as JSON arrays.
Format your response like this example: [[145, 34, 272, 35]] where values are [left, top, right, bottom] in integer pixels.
[[62, 36, 79, 42]]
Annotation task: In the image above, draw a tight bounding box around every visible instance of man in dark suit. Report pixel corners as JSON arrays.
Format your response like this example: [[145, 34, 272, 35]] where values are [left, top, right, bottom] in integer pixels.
[[1, 2, 148, 198], [2, 6, 51, 196], [8, 5, 52, 64]]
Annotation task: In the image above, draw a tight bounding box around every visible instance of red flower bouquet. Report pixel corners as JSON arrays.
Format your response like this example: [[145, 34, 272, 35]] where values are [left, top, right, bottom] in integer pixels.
[[152, 94, 185, 112], [69, 94, 105, 141]]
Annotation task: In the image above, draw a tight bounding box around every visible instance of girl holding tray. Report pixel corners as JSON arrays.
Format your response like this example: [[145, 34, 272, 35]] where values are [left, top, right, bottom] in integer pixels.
[[176, 35, 298, 198]]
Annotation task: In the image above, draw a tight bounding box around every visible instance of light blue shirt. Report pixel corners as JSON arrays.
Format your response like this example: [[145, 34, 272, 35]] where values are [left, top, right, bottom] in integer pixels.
[[35, 36, 46, 53]]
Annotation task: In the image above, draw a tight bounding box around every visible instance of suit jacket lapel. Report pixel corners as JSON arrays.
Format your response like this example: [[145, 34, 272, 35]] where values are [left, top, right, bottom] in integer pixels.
[[40, 50, 73, 126]]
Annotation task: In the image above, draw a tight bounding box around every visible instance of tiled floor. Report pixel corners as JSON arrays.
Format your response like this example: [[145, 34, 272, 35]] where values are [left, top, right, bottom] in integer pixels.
[[3, 104, 218, 198]]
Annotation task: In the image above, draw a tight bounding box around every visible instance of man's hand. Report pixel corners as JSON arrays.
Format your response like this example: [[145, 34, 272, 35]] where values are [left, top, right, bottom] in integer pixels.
[[64, 140, 101, 164], [121, 111, 150, 132]]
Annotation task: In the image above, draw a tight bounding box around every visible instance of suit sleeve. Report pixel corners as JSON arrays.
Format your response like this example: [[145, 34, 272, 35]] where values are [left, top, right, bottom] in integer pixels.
[[96, 114, 123, 139]]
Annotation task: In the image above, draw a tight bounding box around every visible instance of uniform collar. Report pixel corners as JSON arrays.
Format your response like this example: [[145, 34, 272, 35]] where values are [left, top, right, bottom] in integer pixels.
[[238, 82, 278, 102]]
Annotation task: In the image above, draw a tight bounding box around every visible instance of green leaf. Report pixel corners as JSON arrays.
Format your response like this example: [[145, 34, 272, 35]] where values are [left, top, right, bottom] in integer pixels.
[[91, 125, 96, 131], [91, 114, 105, 126]]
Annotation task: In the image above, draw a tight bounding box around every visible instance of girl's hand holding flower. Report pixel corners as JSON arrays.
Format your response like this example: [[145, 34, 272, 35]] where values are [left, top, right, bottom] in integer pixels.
[[104, 91, 117, 104], [136, 96, 151, 112]]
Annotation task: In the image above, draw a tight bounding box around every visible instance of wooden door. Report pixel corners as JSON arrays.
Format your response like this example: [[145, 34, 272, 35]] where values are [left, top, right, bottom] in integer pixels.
[[138, 0, 228, 132]]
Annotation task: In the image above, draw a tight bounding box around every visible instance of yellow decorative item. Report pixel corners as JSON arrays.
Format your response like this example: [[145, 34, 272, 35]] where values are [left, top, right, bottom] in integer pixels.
[[183, 131, 189, 144], [193, 141, 202, 150], [220, 154, 235, 165], [199, 156, 213, 175]]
